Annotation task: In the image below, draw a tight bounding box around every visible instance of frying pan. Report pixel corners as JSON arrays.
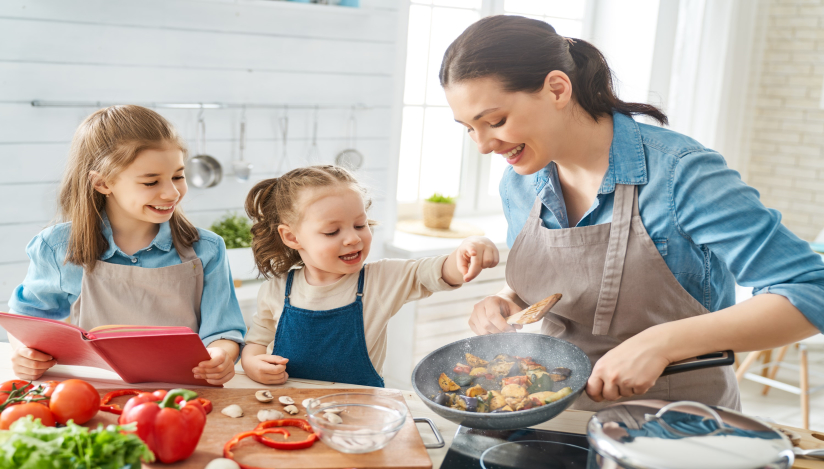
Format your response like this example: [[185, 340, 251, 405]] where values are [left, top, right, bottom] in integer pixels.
[[411, 333, 734, 430]]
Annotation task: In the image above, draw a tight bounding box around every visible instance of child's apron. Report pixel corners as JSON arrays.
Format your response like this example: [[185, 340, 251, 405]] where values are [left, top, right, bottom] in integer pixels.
[[505, 183, 740, 411], [272, 266, 385, 388], [69, 238, 203, 333]]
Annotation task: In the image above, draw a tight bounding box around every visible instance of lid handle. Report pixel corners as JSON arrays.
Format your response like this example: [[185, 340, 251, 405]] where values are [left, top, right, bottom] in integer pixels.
[[645, 401, 729, 437]]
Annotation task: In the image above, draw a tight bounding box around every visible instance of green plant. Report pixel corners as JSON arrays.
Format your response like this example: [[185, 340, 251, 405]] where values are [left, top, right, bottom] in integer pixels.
[[210, 213, 252, 249], [424, 193, 456, 204]]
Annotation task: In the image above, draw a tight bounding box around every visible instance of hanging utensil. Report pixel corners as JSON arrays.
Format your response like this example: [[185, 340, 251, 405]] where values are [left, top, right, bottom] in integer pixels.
[[233, 107, 253, 182], [335, 106, 364, 171], [276, 106, 290, 176], [305, 105, 321, 164], [185, 108, 223, 189]]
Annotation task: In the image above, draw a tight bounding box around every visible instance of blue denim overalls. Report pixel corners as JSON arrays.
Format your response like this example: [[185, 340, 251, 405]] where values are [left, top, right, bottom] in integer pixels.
[[272, 266, 385, 387]]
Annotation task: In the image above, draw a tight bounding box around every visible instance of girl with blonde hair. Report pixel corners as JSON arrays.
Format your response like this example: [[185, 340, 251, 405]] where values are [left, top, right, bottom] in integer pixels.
[[241, 165, 499, 387], [8, 105, 246, 385]]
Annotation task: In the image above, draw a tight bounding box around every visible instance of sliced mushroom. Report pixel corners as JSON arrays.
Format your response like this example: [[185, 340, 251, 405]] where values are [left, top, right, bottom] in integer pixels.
[[221, 405, 243, 418], [205, 458, 241, 469], [257, 409, 285, 422], [279, 396, 295, 405], [302, 398, 318, 409], [255, 390, 274, 403], [321, 402, 343, 414], [283, 404, 299, 415], [325, 412, 343, 424]]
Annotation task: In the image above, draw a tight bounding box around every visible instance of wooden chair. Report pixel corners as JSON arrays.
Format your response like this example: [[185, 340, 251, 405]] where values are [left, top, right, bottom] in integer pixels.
[[735, 334, 824, 429]]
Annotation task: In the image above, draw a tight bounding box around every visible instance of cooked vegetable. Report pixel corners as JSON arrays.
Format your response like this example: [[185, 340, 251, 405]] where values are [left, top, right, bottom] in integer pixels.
[[453, 363, 471, 374], [433, 393, 450, 406], [466, 384, 487, 398], [469, 367, 489, 377], [488, 360, 516, 376], [502, 375, 531, 387], [526, 370, 554, 394], [549, 367, 572, 382], [550, 387, 573, 401], [0, 415, 153, 468], [465, 353, 488, 367], [487, 391, 507, 411], [528, 391, 559, 404], [49, 379, 99, 425], [438, 373, 460, 392], [453, 374, 473, 387]]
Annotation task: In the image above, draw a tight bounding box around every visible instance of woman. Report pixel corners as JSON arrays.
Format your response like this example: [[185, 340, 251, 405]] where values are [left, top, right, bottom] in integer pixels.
[[442, 16, 824, 410]]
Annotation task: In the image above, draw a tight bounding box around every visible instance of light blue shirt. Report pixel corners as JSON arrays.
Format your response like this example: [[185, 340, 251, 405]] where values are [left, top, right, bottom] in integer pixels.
[[9, 213, 247, 349], [500, 112, 824, 332]]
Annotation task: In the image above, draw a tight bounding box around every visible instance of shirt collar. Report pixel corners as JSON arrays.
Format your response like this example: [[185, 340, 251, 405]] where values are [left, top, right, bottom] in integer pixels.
[[598, 112, 648, 194], [100, 211, 173, 260]]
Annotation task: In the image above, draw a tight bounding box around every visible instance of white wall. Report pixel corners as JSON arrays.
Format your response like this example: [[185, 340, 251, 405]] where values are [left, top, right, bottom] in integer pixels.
[[0, 0, 406, 313]]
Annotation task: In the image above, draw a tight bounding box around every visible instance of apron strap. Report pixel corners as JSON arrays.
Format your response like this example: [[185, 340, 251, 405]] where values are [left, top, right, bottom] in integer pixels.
[[174, 240, 199, 264], [356, 264, 366, 301], [284, 269, 296, 306], [528, 196, 544, 219], [591, 184, 636, 335]]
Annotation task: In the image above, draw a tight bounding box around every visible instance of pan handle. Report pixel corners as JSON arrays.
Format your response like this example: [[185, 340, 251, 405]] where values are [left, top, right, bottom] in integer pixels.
[[413, 417, 445, 449], [660, 350, 735, 376]]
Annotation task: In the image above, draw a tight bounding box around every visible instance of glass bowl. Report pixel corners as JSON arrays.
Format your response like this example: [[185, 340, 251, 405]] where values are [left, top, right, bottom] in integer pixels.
[[306, 392, 408, 454]]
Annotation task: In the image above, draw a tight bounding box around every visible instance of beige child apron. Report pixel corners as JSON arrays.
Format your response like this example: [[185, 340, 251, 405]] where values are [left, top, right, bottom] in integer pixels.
[[506, 183, 740, 411], [70, 236, 203, 333]]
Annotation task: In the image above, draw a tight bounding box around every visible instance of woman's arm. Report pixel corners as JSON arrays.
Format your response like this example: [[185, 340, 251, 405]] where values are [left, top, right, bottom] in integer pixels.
[[468, 284, 528, 335]]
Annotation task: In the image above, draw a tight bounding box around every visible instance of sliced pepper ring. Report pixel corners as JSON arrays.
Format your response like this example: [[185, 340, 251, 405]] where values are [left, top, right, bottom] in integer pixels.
[[224, 429, 291, 467], [254, 419, 318, 450], [99, 389, 141, 415]]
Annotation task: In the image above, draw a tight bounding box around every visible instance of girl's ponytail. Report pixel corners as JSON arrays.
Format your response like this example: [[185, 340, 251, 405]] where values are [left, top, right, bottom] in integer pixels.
[[440, 15, 667, 126], [245, 177, 302, 279]]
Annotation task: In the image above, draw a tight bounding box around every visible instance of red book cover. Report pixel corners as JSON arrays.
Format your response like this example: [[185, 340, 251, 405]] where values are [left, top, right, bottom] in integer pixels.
[[0, 312, 218, 386]]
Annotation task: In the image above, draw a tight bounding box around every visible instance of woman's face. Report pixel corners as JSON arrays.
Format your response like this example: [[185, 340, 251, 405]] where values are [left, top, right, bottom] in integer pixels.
[[445, 76, 568, 175]]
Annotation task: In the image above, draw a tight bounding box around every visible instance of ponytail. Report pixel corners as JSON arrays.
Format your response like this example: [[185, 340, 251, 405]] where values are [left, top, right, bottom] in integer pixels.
[[440, 15, 667, 126]]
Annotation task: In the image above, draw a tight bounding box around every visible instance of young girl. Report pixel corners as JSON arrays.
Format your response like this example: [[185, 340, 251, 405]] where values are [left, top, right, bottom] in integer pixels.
[[8, 105, 246, 385], [241, 165, 499, 387]]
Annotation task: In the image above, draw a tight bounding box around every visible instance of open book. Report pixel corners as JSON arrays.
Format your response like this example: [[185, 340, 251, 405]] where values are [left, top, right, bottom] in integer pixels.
[[0, 312, 218, 386]]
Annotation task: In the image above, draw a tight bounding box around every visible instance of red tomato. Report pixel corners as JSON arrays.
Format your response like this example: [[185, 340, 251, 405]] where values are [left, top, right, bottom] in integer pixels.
[[24, 380, 61, 407], [0, 380, 33, 406], [49, 379, 99, 425], [0, 402, 55, 429]]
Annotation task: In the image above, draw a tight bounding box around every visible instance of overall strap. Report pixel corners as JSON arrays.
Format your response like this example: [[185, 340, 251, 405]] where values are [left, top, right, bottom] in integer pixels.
[[355, 264, 366, 301], [591, 184, 635, 336], [284, 269, 296, 305]]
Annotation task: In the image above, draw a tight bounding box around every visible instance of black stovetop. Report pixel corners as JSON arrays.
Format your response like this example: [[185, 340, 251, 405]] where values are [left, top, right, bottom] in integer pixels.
[[441, 426, 591, 469]]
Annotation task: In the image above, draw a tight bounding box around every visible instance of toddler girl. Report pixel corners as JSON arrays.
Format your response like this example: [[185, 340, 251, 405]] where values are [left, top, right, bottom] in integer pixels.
[[8, 105, 246, 385], [241, 165, 499, 387]]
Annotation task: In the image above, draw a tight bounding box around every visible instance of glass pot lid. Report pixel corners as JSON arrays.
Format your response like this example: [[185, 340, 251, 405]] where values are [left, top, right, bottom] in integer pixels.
[[587, 400, 794, 469]]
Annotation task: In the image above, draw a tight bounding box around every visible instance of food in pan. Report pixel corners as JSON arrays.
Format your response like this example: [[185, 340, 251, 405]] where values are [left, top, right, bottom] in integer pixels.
[[431, 353, 573, 413]]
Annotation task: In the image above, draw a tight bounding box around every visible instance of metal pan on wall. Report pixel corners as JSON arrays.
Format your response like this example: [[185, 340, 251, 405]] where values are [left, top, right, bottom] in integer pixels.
[[186, 110, 222, 188], [411, 333, 735, 431]]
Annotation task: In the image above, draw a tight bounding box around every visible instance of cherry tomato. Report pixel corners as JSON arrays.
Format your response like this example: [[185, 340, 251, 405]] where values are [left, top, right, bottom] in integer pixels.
[[24, 380, 61, 407], [49, 379, 99, 425], [0, 380, 33, 406], [0, 402, 55, 429]]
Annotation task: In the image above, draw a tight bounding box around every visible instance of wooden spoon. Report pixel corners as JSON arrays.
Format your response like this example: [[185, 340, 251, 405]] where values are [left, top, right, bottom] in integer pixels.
[[506, 293, 562, 325]]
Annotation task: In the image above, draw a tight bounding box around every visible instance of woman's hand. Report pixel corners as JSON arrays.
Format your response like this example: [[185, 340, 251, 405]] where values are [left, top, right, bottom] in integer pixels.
[[194, 346, 236, 385], [443, 236, 499, 286], [11, 346, 57, 381], [586, 329, 671, 402], [468, 295, 523, 335]]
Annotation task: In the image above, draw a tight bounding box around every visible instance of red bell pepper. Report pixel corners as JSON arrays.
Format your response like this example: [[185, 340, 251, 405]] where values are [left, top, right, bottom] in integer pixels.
[[119, 389, 207, 464], [224, 429, 291, 469], [115, 390, 212, 420], [254, 418, 318, 450], [100, 389, 141, 415]]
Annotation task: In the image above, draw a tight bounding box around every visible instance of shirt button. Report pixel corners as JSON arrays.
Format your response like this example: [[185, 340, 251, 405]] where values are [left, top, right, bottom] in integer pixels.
[[131, 258, 137, 263], [147, 248, 152, 251]]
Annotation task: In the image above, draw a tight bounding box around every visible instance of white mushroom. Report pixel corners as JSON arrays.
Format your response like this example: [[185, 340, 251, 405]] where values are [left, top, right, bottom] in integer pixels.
[[278, 396, 295, 405], [221, 405, 243, 418], [283, 404, 299, 415], [325, 412, 343, 424], [322, 405, 344, 415], [257, 409, 285, 422], [255, 390, 274, 403], [302, 398, 318, 409], [205, 458, 241, 469]]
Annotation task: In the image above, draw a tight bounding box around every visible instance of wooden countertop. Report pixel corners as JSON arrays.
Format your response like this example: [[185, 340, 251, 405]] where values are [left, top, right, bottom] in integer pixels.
[[0, 342, 820, 468]]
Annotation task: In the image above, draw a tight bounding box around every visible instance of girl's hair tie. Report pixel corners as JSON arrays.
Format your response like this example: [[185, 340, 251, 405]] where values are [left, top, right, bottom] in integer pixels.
[[565, 37, 577, 45]]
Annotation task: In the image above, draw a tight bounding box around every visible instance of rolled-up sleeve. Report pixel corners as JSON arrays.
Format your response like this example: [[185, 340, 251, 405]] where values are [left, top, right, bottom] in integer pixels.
[[197, 235, 246, 352], [672, 150, 824, 332], [9, 234, 72, 320]]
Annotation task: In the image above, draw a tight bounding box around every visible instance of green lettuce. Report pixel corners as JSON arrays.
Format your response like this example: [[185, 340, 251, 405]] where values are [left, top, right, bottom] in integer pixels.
[[0, 416, 154, 469]]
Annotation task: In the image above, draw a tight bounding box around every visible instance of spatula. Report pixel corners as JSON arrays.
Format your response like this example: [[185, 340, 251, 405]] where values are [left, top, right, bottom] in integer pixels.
[[506, 293, 562, 325]]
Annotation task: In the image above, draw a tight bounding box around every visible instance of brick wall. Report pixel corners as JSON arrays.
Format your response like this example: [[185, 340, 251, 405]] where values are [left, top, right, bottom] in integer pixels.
[[746, 0, 824, 241]]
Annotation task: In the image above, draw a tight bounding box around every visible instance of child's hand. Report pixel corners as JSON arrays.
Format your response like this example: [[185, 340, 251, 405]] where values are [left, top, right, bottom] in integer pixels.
[[456, 236, 499, 282], [245, 354, 289, 385], [194, 347, 236, 385], [11, 346, 57, 381]]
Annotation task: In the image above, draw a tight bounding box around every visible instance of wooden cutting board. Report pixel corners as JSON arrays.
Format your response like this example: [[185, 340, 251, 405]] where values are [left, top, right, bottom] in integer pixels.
[[88, 387, 432, 469], [773, 423, 824, 469]]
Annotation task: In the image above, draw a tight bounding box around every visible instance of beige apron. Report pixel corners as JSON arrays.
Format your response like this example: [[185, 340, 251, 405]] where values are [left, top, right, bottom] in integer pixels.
[[70, 235, 203, 333], [506, 183, 740, 411]]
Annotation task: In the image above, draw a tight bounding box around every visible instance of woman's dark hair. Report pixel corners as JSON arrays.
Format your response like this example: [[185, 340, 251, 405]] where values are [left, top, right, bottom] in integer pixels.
[[439, 15, 667, 125]]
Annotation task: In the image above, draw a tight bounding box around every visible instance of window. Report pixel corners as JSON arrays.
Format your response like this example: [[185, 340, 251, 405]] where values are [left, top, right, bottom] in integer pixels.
[[397, 0, 590, 217]]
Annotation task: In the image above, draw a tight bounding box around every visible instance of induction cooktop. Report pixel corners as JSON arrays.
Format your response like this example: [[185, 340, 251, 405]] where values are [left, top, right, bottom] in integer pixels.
[[441, 425, 591, 469]]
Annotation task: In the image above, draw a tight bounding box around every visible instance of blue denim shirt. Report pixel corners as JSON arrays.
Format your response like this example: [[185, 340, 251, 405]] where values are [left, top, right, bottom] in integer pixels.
[[500, 112, 824, 332], [9, 213, 247, 349]]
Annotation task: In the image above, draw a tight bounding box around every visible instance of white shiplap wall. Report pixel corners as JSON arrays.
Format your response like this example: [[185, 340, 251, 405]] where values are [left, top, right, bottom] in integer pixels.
[[0, 0, 406, 313]]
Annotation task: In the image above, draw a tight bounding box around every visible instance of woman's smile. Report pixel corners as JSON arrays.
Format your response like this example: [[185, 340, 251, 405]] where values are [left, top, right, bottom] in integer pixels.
[[498, 143, 526, 165]]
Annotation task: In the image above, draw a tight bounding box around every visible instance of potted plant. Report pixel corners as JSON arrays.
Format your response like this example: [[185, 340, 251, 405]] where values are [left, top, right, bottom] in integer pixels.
[[210, 213, 256, 283], [422, 193, 456, 230]]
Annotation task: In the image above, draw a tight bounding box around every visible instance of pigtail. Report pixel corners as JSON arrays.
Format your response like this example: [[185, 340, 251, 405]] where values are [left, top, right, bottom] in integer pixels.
[[245, 177, 303, 279]]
